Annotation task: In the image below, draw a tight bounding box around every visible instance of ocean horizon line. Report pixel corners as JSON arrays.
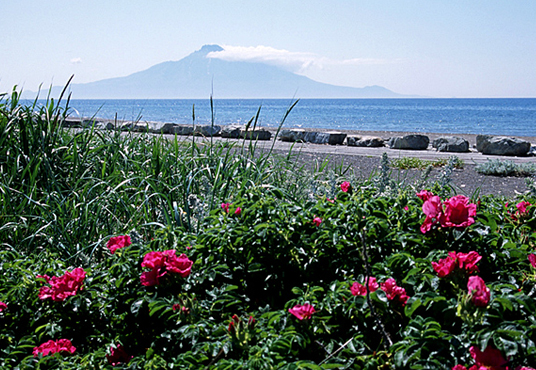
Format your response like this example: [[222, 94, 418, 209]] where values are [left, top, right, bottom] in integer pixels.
[[20, 97, 536, 137]]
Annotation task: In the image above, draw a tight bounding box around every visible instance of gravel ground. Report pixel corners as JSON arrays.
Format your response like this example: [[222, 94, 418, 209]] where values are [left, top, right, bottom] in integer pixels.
[[271, 148, 533, 199], [146, 125, 536, 199]]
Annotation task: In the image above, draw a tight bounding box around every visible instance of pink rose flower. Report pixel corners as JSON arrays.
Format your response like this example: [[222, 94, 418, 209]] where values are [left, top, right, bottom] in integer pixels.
[[380, 278, 409, 306], [165, 252, 193, 277], [467, 276, 490, 307], [140, 267, 167, 286], [221, 202, 231, 213], [141, 250, 193, 286], [440, 195, 477, 228], [0, 302, 7, 312], [416, 190, 434, 201], [107, 235, 132, 254], [33, 340, 60, 357], [33, 339, 76, 357], [141, 251, 166, 270], [38, 268, 86, 302], [509, 201, 533, 220], [432, 252, 458, 278], [451, 365, 468, 370], [350, 277, 379, 296], [457, 251, 482, 274], [421, 195, 443, 233], [326, 197, 335, 203], [404, 206, 409, 211], [516, 201, 532, 216], [55, 339, 76, 354], [469, 345, 509, 369], [288, 303, 316, 320], [234, 207, 242, 216], [340, 181, 351, 193], [529, 253, 536, 268], [106, 344, 132, 366], [432, 251, 482, 278], [312, 217, 322, 227]]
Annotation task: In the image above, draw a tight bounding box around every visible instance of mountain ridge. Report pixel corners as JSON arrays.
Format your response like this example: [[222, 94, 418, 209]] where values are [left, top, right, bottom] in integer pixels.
[[26, 45, 412, 99]]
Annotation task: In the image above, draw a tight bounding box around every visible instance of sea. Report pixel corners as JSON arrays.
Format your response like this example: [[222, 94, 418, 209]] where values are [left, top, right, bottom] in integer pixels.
[[43, 98, 536, 137]]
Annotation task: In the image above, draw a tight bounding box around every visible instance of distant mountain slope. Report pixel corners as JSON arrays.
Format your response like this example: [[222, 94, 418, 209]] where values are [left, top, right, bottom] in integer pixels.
[[35, 45, 409, 99]]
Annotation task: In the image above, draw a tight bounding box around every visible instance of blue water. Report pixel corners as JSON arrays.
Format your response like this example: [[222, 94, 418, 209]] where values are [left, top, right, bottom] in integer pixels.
[[46, 98, 536, 137]]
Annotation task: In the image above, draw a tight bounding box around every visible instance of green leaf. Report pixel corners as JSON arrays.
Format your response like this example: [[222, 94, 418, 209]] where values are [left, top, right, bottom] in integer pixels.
[[405, 297, 422, 317]]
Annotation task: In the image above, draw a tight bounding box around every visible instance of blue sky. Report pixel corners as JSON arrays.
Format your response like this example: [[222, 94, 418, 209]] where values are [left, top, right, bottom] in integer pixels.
[[1, 0, 535, 98]]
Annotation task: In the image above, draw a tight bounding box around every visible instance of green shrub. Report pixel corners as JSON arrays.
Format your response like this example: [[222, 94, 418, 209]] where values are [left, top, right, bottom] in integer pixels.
[[392, 156, 464, 170], [475, 159, 536, 177], [2, 89, 536, 368]]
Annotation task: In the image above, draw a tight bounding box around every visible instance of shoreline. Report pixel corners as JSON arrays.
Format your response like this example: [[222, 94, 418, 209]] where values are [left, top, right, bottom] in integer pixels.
[[266, 126, 536, 143], [69, 116, 536, 164], [67, 117, 536, 198]]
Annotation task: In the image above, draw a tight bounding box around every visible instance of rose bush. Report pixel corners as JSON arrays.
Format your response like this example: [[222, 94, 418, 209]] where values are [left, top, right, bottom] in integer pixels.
[[3, 90, 536, 368]]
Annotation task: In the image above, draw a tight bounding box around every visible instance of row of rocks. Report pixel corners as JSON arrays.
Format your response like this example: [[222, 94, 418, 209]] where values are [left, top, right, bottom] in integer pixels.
[[278, 129, 347, 145], [279, 129, 534, 156], [64, 118, 534, 156], [387, 134, 533, 156], [63, 118, 273, 141]]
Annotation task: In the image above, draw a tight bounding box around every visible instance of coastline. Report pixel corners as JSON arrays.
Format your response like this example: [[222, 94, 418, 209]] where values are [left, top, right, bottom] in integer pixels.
[[212, 126, 536, 165], [70, 116, 536, 164], [69, 117, 536, 197]]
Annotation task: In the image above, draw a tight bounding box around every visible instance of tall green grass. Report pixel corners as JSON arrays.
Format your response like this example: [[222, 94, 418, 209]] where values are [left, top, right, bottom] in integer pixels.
[[0, 89, 329, 263]]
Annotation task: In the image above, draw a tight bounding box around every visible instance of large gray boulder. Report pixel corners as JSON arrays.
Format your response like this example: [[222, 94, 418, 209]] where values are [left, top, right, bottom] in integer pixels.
[[220, 125, 243, 138], [240, 129, 272, 140], [388, 134, 430, 150], [66, 118, 116, 130], [122, 121, 177, 133], [324, 131, 347, 145], [303, 131, 329, 144], [278, 129, 346, 144], [94, 121, 116, 130], [120, 121, 149, 132], [170, 125, 194, 135], [432, 136, 469, 152], [346, 136, 384, 147], [299, 131, 347, 145], [146, 122, 180, 134], [194, 125, 222, 137], [279, 129, 307, 142], [476, 135, 531, 156]]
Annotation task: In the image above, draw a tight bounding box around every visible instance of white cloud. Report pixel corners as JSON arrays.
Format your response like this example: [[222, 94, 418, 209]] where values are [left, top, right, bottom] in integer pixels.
[[206, 45, 393, 73], [70, 57, 82, 64]]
